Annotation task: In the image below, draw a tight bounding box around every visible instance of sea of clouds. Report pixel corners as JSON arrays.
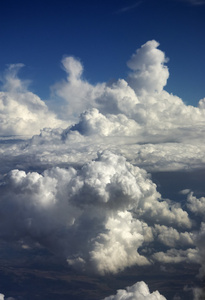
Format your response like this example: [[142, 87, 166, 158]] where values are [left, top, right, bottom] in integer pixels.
[[0, 40, 205, 299]]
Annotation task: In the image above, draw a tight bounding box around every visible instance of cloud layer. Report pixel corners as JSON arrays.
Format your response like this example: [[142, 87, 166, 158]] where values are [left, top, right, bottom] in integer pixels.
[[0, 151, 202, 277], [0, 40, 205, 298]]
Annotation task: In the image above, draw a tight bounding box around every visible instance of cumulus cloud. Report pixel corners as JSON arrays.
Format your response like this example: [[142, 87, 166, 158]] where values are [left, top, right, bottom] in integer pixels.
[[52, 56, 105, 121], [187, 192, 205, 218], [1, 39, 205, 298], [0, 152, 154, 274], [154, 224, 194, 248], [127, 40, 169, 95], [2, 39, 205, 145], [50, 40, 205, 151], [0, 151, 195, 275], [103, 281, 166, 300], [69, 108, 140, 137], [0, 64, 66, 136], [153, 248, 200, 264]]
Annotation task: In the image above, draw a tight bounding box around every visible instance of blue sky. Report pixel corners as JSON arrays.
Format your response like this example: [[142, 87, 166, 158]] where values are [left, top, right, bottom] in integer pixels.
[[0, 0, 205, 105]]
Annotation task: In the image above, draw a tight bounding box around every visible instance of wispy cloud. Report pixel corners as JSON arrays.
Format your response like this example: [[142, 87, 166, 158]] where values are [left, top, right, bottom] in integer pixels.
[[115, 1, 142, 14], [178, 0, 205, 5]]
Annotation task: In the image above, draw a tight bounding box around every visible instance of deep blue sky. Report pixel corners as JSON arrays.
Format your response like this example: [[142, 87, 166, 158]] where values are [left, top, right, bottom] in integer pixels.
[[0, 0, 205, 105]]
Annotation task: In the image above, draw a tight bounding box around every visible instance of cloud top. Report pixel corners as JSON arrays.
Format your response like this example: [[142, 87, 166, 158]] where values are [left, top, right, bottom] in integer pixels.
[[103, 281, 166, 300]]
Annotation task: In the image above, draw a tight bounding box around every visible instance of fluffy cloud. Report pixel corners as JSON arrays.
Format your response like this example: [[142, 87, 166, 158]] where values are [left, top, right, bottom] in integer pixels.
[[103, 281, 166, 300], [187, 192, 205, 218], [154, 225, 194, 248], [0, 64, 65, 136], [52, 56, 105, 121], [69, 108, 140, 137], [0, 294, 15, 300], [1, 39, 205, 298], [0, 151, 194, 275], [50, 40, 205, 150], [2, 39, 205, 144], [127, 40, 169, 95], [153, 248, 200, 264], [0, 152, 153, 274]]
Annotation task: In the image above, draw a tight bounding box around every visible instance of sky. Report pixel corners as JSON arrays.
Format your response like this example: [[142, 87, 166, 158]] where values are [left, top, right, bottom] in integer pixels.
[[0, 1, 205, 300], [0, 0, 205, 105]]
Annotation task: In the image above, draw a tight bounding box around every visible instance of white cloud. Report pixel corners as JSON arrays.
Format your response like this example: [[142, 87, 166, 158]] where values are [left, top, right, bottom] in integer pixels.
[[0, 64, 66, 136], [52, 56, 105, 121], [187, 192, 205, 218], [153, 248, 200, 264], [154, 224, 194, 248], [127, 40, 169, 95], [1, 39, 205, 297], [70, 108, 141, 137], [103, 281, 167, 300], [0, 151, 195, 275], [0, 152, 156, 274]]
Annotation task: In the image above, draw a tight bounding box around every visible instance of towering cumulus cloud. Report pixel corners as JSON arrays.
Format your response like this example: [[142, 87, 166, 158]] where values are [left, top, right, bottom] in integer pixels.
[[0, 40, 205, 299], [0, 152, 157, 274], [127, 40, 169, 95]]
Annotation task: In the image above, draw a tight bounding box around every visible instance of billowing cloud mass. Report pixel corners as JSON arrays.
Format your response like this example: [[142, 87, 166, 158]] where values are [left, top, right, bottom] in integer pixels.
[[0, 64, 66, 136], [103, 281, 166, 300], [1, 151, 192, 274], [0, 40, 205, 298]]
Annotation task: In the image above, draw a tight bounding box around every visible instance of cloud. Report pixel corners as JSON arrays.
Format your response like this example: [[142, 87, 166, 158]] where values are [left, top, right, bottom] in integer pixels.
[[0, 294, 15, 300], [0, 39, 205, 297], [103, 281, 166, 300], [0, 151, 195, 275], [115, 1, 142, 14], [52, 56, 105, 121], [192, 287, 205, 300], [187, 192, 205, 218], [0, 64, 66, 136], [153, 248, 200, 264], [0, 152, 154, 274], [1, 39, 205, 143], [178, 0, 205, 5], [0, 282, 167, 300], [127, 40, 169, 95], [50, 40, 205, 152], [154, 224, 194, 248], [69, 108, 140, 137]]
